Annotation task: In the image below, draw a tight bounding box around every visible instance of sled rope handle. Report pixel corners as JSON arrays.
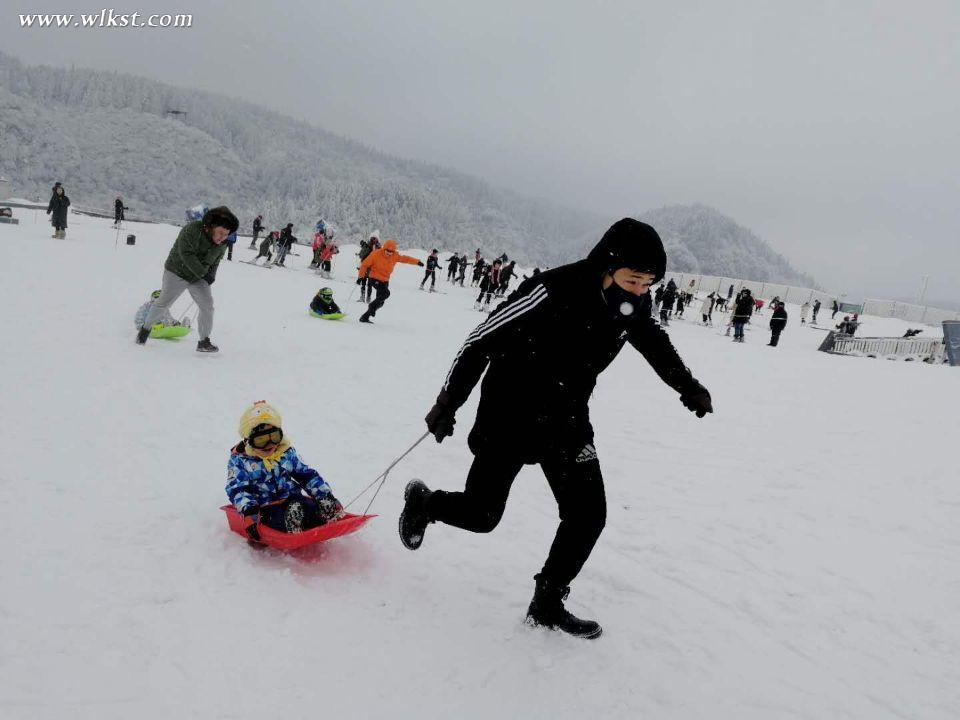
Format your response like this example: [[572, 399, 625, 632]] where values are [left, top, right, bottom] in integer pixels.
[[178, 299, 196, 323], [344, 431, 430, 515]]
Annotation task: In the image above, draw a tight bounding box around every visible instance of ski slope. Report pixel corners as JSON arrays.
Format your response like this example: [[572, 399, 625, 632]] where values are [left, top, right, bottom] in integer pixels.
[[1, 211, 958, 720]]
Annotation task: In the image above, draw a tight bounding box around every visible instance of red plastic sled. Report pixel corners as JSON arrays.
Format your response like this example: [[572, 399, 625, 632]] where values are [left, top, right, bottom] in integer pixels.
[[221, 505, 376, 550]]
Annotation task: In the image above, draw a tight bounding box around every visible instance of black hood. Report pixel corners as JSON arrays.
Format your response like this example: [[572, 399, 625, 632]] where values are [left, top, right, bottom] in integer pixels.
[[586, 218, 666, 282]]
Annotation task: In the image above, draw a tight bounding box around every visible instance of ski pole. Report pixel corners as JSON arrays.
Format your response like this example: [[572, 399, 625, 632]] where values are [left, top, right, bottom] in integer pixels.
[[344, 431, 430, 515]]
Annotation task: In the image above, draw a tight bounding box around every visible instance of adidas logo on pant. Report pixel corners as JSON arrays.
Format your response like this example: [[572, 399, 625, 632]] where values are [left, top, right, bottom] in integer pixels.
[[575, 444, 597, 463]]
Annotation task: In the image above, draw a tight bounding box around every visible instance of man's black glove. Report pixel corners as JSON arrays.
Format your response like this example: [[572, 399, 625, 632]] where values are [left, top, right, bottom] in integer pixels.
[[425, 391, 456, 443], [417, 261, 425, 267], [203, 271, 215, 285], [680, 382, 713, 418]]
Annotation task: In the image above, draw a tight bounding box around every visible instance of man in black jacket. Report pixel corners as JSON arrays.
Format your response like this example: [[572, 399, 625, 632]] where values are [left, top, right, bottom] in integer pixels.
[[114, 197, 127, 227], [731, 289, 754, 342], [420, 249, 442, 291], [768, 301, 788, 346], [399, 218, 713, 639], [249, 214, 264, 249]]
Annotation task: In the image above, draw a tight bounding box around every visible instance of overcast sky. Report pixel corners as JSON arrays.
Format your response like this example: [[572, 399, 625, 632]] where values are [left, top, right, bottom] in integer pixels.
[[4, 0, 959, 302]]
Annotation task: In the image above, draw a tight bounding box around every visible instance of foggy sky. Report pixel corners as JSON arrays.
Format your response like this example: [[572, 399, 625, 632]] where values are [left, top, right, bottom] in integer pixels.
[[4, 0, 958, 303]]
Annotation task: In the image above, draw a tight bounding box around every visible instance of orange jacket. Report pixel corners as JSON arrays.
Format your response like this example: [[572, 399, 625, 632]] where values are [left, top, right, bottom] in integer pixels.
[[358, 239, 420, 282]]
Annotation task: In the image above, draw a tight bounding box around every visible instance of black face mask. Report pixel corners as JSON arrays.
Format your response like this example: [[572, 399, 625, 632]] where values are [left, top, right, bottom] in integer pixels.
[[601, 281, 643, 321]]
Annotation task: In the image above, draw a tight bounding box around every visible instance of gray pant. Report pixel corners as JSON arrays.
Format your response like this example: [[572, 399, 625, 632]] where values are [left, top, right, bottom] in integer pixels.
[[143, 270, 214, 340]]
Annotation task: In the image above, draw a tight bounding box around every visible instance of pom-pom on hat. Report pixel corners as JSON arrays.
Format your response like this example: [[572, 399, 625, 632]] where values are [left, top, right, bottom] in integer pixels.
[[238, 400, 282, 439]]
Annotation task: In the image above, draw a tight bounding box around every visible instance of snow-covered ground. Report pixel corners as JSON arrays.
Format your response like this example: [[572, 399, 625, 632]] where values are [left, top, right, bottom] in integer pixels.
[[2, 211, 958, 720]]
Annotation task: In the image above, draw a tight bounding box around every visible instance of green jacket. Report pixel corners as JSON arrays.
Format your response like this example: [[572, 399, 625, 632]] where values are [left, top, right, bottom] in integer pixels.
[[164, 221, 226, 283]]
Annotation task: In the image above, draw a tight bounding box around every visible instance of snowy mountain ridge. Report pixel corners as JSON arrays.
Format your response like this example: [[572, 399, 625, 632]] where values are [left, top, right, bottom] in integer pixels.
[[1, 51, 812, 284]]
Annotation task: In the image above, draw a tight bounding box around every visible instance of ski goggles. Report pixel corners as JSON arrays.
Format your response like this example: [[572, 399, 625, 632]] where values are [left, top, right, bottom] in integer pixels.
[[248, 425, 283, 449]]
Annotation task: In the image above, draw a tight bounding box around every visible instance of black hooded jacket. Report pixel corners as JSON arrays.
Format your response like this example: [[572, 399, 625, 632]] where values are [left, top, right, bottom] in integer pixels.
[[437, 221, 701, 461], [770, 304, 788, 331]]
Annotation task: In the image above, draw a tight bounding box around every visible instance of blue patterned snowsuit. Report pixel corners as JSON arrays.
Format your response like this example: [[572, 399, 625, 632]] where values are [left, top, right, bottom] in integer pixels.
[[225, 445, 334, 515]]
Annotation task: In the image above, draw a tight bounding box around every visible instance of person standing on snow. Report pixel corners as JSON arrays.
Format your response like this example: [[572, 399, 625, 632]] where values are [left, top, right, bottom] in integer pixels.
[[398, 218, 713, 640], [700, 292, 715, 325], [812, 299, 821, 324], [446, 253, 460, 282], [46, 183, 70, 239], [474, 258, 502, 309], [357, 239, 423, 323], [136, 206, 238, 352], [275, 223, 296, 266], [318, 235, 338, 279], [357, 231, 380, 303], [420, 249, 442, 291], [114, 196, 127, 227], [497, 260, 517, 296], [250, 214, 264, 249], [456, 254, 470, 286], [731, 288, 754, 342], [768, 301, 788, 346]]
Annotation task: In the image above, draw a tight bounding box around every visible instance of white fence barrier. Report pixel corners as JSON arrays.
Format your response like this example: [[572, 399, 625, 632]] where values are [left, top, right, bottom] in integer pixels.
[[862, 299, 960, 326], [663, 271, 834, 307], [819, 331, 947, 363]]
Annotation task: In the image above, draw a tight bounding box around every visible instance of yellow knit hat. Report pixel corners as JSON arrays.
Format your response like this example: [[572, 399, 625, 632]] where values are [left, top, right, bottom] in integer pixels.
[[238, 400, 282, 439]]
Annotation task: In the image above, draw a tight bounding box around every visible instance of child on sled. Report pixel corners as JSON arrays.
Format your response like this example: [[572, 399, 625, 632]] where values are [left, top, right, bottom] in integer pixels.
[[134, 289, 185, 330], [226, 401, 343, 541], [309, 287, 342, 315]]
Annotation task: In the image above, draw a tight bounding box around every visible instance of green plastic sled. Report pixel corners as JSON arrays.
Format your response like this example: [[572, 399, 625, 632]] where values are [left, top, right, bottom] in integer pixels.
[[309, 310, 346, 320], [149, 324, 192, 339]]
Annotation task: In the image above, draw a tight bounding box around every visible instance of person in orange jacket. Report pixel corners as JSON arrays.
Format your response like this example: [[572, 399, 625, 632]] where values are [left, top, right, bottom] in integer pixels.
[[357, 238, 423, 323]]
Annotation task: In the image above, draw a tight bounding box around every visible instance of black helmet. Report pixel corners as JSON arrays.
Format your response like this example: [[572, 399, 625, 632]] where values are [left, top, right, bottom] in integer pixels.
[[587, 218, 666, 282], [202, 206, 239, 233]]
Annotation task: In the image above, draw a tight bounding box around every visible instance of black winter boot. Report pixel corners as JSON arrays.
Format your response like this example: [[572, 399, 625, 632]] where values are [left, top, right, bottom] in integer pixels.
[[525, 575, 602, 639], [135, 326, 150, 345], [358, 312, 372, 324], [399, 479, 432, 550], [196, 337, 219, 353]]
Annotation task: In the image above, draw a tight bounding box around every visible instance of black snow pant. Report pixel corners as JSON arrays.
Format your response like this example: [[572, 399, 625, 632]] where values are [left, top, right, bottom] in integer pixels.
[[447, 265, 457, 282], [769, 328, 782, 346], [659, 308, 670, 325], [250, 230, 260, 249], [114, 209, 123, 225], [227, 244, 234, 260], [421, 269, 436, 289], [427, 448, 607, 588], [366, 279, 391, 316], [357, 273, 372, 301], [477, 284, 494, 305]]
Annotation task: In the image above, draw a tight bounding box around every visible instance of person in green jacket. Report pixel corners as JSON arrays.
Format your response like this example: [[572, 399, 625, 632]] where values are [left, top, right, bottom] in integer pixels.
[[136, 206, 239, 352]]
